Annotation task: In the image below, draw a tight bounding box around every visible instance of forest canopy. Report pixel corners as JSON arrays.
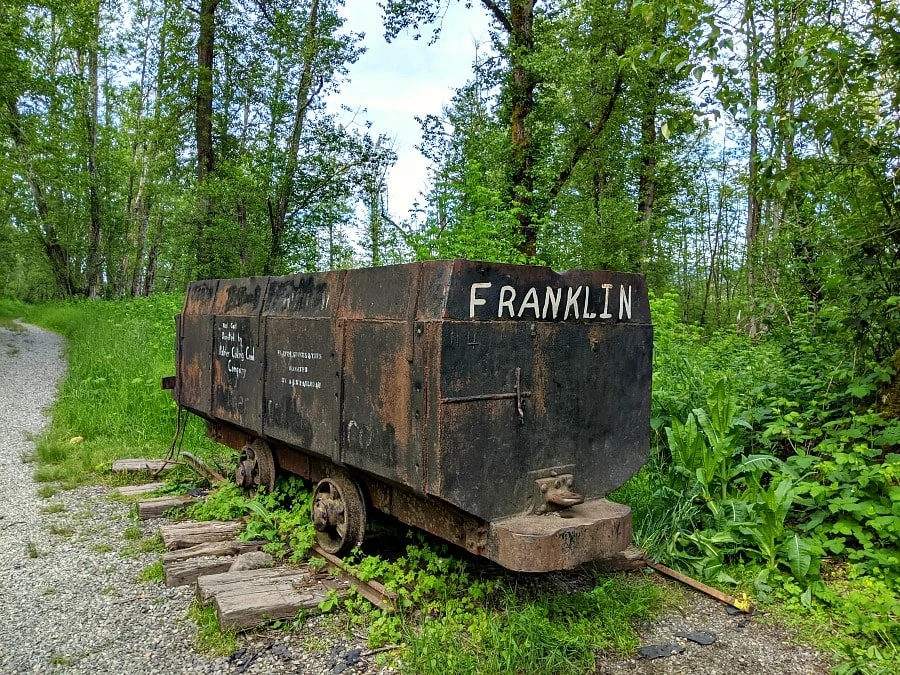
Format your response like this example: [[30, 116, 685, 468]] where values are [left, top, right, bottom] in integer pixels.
[[0, 0, 897, 355]]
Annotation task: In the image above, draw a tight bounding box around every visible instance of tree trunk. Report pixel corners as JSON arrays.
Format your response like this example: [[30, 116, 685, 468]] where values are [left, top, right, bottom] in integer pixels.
[[745, 0, 762, 338], [637, 100, 657, 225], [507, 0, 537, 259], [4, 99, 77, 296], [144, 215, 163, 295], [84, 3, 103, 298], [265, 0, 321, 274], [195, 0, 219, 278]]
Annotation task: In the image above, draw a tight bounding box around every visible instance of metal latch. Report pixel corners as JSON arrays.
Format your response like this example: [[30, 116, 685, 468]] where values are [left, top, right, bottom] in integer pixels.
[[534, 474, 584, 514]]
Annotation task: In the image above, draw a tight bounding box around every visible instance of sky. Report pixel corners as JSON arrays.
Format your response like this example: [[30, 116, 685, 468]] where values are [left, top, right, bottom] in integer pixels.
[[328, 2, 491, 222]]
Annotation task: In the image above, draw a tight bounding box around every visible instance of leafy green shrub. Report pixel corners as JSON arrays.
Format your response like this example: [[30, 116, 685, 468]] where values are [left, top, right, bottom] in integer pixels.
[[188, 476, 315, 561], [339, 538, 663, 675]]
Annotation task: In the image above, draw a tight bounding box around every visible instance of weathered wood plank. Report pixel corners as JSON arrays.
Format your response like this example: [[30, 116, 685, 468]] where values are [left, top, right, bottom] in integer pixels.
[[197, 567, 350, 631], [196, 567, 309, 603], [311, 545, 398, 613], [161, 540, 267, 565], [137, 495, 193, 519], [159, 521, 244, 550], [116, 483, 166, 497], [112, 459, 174, 473], [165, 557, 235, 587], [180, 451, 226, 483], [214, 585, 329, 631]]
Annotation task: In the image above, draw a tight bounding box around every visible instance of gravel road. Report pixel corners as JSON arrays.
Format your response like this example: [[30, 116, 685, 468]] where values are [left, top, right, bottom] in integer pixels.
[[0, 321, 832, 674]]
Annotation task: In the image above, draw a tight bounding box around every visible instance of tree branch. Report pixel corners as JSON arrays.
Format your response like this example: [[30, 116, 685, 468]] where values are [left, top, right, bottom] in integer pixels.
[[480, 0, 513, 34], [549, 73, 623, 199]]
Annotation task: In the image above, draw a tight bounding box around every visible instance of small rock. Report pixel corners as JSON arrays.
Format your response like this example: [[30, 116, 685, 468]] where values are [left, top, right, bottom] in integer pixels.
[[675, 630, 717, 645], [638, 644, 685, 659], [229, 551, 273, 572]]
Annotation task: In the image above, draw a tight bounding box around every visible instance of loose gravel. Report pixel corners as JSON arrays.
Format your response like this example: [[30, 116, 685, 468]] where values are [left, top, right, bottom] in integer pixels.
[[0, 321, 832, 674], [0, 323, 376, 674]]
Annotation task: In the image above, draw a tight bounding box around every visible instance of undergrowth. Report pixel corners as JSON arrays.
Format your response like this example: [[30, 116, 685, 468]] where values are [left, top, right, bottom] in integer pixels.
[[634, 296, 900, 674], [23, 295, 223, 486], [336, 542, 665, 674]]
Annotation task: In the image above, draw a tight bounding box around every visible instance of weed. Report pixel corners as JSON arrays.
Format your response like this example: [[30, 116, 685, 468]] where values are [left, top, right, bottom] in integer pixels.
[[40, 503, 66, 514], [34, 464, 69, 483], [25, 540, 40, 558], [6, 344, 19, 356], [91, 543, 114, 554], [36, 485, 58, 499], [121, 533, 165, 558], [139, 561, 165, 583], [48, 654, 74, 666], [19, 452, 35, 464], [189, 601, 238, 656], [41, 587, 56, 596], [122, 525, 142, 540], [48, 523, 74, 538]]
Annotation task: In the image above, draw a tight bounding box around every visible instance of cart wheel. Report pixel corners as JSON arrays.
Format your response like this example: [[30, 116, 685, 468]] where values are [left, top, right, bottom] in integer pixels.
[[311, 475, 366, 556], [234, 439, 277, 494]]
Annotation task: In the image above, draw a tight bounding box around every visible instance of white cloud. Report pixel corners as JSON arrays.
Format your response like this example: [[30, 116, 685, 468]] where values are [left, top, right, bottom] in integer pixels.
[[329, 1, 490, 220]]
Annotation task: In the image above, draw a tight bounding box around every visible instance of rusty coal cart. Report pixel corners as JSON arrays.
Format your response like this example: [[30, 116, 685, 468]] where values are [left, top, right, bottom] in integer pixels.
[[169, 260, 652, 572]]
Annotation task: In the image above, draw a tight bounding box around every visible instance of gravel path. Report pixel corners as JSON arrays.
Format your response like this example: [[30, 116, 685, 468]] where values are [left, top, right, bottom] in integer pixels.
[[0, 323, 373, 674], [0, 321, 832, 674]]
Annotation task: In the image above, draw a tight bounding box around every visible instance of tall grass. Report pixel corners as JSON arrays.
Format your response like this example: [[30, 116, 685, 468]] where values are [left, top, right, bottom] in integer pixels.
[[26, 295, 219, 485], [0, 298, 28, 330]]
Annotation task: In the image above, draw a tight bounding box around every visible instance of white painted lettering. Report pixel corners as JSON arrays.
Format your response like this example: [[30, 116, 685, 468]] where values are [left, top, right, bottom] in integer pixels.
[[542, 287, 562, 319], [583, 286, 597, 319], [564, 286, 583, 320], [517, 287, 541, 318], [619, 285, 632, 320], [499, 285, 516, 318], [469, 282, 492, 318], [599, 284, 613, 318]]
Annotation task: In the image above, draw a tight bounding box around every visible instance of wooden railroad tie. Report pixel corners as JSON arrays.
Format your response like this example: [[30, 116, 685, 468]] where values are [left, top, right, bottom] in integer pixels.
[[137, 495, 194, 519], [197, 567, 350, 631], [115, 482, 167, 497], [112, 459, 174, 474]]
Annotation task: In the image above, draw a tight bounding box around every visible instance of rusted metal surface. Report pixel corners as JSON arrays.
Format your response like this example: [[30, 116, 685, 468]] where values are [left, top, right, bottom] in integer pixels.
[[173, 260, 652, 571]]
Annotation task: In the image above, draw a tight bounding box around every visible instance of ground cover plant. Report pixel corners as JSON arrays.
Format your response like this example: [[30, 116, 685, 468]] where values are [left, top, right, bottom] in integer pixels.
[[638, 298, 900, 674]]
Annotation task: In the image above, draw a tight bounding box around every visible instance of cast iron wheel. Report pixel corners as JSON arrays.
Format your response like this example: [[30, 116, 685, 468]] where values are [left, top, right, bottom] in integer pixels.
[[234, 439, 277, 494], [311, 475, 366, 556]]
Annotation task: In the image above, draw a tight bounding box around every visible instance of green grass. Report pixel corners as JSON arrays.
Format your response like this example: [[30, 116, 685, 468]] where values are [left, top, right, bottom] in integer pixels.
[[138, 560, 165, 583], [40, 503, 67, 514], [395, 575, 664, 674], [25, 540, 41, 558], [0, 298, 27, 331], [22, 295, 221, 486], [121, 532, 166, 558], [189, 601, 238, 656], [48, 522, 74, 538]]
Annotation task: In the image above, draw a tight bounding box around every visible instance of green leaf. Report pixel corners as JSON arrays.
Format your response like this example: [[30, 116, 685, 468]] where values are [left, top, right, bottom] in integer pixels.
[[781, 534, 812, 580]]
